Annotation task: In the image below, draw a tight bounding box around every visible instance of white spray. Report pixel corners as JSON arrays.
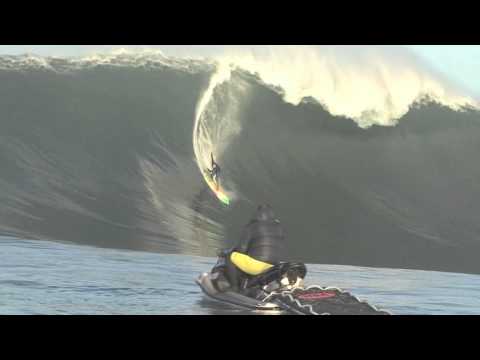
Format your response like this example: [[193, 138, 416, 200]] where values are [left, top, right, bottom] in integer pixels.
[[213, 45, 478, 128], [191, 46, 479, 201], [192, 62, 235, 188]]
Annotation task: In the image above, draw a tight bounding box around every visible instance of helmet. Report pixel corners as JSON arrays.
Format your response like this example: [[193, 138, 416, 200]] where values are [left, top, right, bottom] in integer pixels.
[[254, 204, 277, 221]]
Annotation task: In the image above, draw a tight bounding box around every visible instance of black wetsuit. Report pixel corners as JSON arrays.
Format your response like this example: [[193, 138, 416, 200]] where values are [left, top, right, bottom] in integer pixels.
[[207, 154, 220, 188], [226, 205, 287, 291]]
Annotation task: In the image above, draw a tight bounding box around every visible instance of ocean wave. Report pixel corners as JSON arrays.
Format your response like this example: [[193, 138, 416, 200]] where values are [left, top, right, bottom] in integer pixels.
[[1, 50, 480, 274]]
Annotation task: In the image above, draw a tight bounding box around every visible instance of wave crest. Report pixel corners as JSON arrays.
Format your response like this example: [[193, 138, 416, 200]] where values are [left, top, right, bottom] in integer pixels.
[[213, 45, 478, 127]]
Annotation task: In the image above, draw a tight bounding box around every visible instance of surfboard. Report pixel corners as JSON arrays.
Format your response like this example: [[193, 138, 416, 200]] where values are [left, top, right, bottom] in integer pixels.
[[204, 173, 230, 205]]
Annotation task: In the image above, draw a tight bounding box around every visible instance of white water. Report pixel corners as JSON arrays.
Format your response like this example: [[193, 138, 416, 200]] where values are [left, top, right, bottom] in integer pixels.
[[190, 45, 479, 202], [193, 62, 233, 174], [214, 45, 478, 128], [192, 63, 245, 202]]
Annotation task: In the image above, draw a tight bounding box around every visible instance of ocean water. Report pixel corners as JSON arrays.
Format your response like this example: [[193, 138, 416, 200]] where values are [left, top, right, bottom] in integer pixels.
[[2, 52, 480, 276], [2, 49, 480, 316], [1, 237, 479, 315]]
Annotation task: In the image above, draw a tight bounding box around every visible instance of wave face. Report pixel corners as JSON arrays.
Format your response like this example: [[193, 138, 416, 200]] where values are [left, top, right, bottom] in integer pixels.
[[1, 50, 480, 275]]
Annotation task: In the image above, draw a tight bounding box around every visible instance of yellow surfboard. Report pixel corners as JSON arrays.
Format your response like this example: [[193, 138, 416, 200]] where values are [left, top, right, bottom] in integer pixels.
[[204, 173, 230, 205]]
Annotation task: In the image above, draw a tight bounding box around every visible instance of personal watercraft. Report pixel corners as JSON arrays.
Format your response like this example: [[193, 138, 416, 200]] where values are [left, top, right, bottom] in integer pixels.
[[196, 251, 392, 315]]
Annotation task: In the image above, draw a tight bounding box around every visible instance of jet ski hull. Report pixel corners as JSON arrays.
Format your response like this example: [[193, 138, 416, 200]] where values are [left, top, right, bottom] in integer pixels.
[[196, 259, 392, 315], [196, 273, 284, 313]]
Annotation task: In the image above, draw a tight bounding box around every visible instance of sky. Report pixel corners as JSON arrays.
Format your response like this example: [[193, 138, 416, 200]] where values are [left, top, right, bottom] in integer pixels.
[[0, 45, 478, 96]]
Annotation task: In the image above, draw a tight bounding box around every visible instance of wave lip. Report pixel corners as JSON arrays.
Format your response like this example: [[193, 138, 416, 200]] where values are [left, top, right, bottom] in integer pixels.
[[213, 45, 479, 127]]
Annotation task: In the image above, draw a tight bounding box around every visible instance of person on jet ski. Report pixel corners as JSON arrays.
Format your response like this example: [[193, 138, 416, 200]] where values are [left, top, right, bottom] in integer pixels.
[[214, 204, 288, 292], [206, 153, 221, 190]]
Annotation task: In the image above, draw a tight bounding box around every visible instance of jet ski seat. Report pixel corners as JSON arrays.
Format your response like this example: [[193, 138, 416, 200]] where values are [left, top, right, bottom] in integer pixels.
[[230, 251, 274, 276]]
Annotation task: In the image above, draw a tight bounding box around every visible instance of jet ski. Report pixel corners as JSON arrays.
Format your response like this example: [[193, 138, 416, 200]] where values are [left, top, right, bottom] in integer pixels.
[[196, 251, 392, 315]]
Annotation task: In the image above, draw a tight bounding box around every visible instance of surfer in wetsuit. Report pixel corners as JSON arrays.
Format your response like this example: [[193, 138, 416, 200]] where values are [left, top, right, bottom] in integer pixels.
[[220, 204, 288, 291], [206, 153, 221, 190]]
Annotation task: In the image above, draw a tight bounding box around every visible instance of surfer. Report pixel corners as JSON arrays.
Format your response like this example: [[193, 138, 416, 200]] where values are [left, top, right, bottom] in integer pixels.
[[206, 153, 221, 190], [219, 204, 288, 291]]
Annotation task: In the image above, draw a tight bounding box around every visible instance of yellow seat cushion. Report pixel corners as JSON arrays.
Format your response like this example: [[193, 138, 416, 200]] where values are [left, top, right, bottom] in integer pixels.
[[230, 252, 273, 276]]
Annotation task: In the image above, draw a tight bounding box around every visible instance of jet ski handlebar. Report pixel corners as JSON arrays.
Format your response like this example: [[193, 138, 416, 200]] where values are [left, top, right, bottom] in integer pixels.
[[246, 262, 307, 289]]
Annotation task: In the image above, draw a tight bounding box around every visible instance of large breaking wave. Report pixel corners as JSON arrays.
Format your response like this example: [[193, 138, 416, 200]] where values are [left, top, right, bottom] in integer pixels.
[[1, 46, 480, 275]]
